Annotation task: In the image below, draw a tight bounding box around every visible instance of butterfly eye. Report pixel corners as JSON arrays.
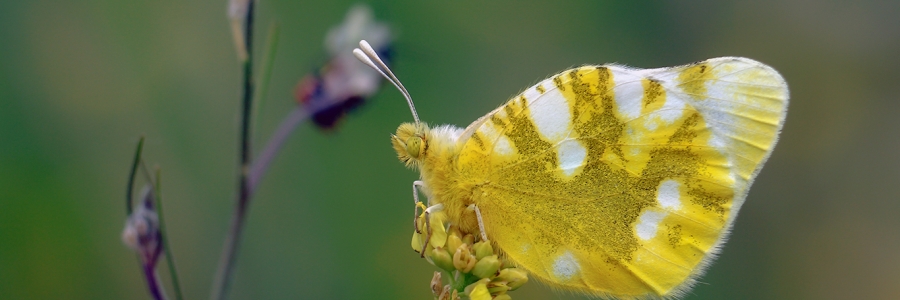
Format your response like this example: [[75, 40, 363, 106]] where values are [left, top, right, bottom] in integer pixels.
[[406, 136, 425, 159]]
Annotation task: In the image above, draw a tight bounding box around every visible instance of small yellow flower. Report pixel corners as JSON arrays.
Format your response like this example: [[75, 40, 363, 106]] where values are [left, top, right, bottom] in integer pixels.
[[411, 230, 424, 254], [428, 213, 448, 249], [464, 279, 492, 300], [452, 244, 477, 273], [447, 229, 463, 253], [412, 213, 529, 299]]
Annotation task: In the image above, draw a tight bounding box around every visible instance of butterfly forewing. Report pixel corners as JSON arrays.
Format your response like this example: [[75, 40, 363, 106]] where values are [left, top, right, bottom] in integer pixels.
[[455, 57, 788, 298]]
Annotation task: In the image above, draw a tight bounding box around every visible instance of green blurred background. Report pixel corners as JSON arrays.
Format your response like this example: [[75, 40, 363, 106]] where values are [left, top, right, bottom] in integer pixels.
[[2, 1, 899, 299]]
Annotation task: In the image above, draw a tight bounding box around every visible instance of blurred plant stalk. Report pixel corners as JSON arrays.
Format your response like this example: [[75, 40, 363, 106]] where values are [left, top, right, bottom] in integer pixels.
[[211, 2, 391, 300], [210, 0, 255, 298], [122, 137, 184, 300]]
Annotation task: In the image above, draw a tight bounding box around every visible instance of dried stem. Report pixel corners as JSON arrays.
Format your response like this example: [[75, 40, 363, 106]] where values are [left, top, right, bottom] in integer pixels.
[[126, 136, 145, 214], [249, 94, 359, 193], [211, 3, 375, 299], [144, 263, 169, 300], [211, 0, 255, 299]]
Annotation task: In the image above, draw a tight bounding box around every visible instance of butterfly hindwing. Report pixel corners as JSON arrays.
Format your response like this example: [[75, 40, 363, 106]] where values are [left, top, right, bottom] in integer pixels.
[[455, 57, 788, 298]]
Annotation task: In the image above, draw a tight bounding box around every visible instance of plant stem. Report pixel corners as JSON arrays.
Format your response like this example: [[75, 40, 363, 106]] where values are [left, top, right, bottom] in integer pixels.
[[144, 262, 168, 300], [126, 136, 145, 214], [249, 90, 359, 193], [211, 1, 255, 299]]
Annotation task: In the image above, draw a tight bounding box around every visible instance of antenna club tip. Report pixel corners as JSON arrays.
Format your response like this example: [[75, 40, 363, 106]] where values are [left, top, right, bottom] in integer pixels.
[[352, 48, 367, 61], [351, 40, 421, 125]]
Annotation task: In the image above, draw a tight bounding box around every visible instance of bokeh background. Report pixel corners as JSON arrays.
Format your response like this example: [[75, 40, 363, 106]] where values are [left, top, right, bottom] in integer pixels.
[[2, 1, 899, 299]]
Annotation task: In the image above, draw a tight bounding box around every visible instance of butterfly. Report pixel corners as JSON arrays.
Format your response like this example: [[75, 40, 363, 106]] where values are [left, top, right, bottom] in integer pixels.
[[354, 40, 788, 299]]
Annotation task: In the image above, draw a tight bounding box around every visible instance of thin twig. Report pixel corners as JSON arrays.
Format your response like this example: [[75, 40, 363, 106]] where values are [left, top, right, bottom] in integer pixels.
[[248, 91, 362, 193], [126, 136, 146, 214], [211, 1, 255, 299], [211, 3, 384, 298], [127, 135, 169, 300], [144, 263, 169, 300], [212, 59, 356, 300]]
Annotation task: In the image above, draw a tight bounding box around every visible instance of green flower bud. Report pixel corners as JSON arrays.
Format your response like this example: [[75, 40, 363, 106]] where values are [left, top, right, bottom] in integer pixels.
[[473, 241, 493, 260], [430, 247, 455, 273], [496, 268, 529, 291], [464, 278, 492, 300], [472, 255, 501, 278], [462, 234, 475, 247], [487, 281, 510, 295]]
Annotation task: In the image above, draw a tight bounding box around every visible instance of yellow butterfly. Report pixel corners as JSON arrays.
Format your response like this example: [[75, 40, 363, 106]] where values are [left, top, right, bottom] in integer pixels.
[[354, 41, 788, 299]]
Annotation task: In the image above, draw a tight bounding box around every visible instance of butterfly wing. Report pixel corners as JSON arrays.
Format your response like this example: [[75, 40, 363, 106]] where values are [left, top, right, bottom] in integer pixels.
[[456, 57, 788, 298]]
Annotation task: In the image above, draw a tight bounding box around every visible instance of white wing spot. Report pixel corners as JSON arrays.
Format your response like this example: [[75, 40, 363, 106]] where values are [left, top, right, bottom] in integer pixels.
[[495, 135, 514, 155], [708, 133, 728, 153], [657, 180, 681, 210], [479, 123, 500, 141], [552, 251, 580, 280], [636, 210, 667, 240], [657, 94, 688, 124], [557, 139, 586, 176], [527, 88, 571, 143], [479, 123, 515, 156], [610, 67, 644, 120]]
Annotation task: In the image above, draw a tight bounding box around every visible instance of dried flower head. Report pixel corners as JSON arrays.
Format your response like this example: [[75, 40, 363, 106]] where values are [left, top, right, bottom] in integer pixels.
[[122, 185, 162, 264]]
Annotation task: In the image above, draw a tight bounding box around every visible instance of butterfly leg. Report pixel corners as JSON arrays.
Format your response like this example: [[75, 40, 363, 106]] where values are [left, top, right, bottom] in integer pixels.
[[413, 180, 427, 233], [419, 203, 445, 257], [468, 204, 489, 242]]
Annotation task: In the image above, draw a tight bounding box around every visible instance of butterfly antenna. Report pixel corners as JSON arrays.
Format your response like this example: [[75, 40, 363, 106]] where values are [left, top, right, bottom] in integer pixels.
[[353, 40, 420, 124]]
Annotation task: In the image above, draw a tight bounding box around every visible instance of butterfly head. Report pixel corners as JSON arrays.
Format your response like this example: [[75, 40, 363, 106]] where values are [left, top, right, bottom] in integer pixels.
[[354, 40, 431, 168], [391, 122, 430, 169]]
